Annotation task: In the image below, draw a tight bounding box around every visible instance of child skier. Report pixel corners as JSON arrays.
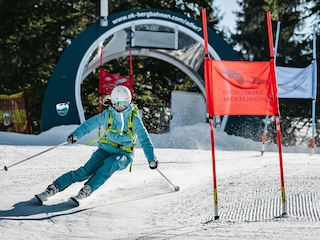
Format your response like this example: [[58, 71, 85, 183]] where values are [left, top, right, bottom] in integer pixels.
[[35, 85, 158, 206]]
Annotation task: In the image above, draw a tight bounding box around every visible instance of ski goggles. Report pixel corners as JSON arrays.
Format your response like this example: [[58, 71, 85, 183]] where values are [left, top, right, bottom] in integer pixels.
[[112, 100, 130, 108]]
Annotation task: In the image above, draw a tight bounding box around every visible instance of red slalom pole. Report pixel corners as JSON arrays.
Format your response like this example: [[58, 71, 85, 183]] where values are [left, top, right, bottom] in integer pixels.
[[98, 43, 104, 137], [209, 118, 219, 219], [202, 8, 219, 220], [266, 11, 287, 216], [275, 116, 287, 215]]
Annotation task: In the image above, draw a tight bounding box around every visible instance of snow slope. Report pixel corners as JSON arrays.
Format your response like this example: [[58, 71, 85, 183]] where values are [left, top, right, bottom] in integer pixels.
[[0, 123, 320, 239]]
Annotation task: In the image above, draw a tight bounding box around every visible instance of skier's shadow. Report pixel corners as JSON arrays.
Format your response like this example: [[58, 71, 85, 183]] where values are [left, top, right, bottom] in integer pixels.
[[0, 198, 89, 221]]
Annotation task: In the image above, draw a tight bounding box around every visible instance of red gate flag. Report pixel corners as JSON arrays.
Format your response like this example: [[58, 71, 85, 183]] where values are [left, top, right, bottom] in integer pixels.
[[99, 68, 133, 95], [205, 59, 279, 116], [201, 8, 287, 219]]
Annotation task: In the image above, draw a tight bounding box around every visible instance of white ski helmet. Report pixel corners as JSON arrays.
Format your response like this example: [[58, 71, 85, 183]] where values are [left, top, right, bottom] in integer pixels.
[[111, 85, 132, 108]]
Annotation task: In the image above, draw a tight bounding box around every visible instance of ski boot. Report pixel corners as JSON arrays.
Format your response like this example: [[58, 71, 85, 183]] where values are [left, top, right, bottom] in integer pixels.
[[70, 185, 92, 207], [35, 184, 59, 204]]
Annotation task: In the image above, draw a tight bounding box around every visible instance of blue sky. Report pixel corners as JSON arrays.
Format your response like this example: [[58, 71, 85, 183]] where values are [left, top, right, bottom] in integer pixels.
[[214, 0, 240, 33], [214, 0, 316, 35]]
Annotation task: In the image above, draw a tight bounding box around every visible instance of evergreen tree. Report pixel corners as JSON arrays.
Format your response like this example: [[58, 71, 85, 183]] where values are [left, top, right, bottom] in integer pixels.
[[0, 0, 216, 133], [0, 0, 97, 132], [232, 0, 319, 146]]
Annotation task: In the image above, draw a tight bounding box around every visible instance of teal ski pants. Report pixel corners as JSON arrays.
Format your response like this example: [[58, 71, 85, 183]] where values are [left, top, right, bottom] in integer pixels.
[[53, 148, 131, 192]]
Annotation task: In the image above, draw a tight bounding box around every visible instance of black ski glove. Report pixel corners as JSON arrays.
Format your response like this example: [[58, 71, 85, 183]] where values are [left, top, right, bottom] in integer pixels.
[[67, 135, 78, 144], [149, 160, 158, 170]]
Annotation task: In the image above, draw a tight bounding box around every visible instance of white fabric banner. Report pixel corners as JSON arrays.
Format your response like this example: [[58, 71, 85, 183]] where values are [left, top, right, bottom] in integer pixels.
[[276, 61, 316, 99]]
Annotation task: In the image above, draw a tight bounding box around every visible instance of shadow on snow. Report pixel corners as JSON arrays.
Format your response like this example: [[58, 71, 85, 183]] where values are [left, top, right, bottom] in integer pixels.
[[0, 198, 90, 221]]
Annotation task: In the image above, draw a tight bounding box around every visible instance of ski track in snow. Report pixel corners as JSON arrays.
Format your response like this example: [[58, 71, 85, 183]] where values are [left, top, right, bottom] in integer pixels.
[[1, 145, 320, 239]]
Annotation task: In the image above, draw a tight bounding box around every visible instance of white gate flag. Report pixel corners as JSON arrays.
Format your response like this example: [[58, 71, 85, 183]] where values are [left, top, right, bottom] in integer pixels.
[[277, 61, 316, 99]]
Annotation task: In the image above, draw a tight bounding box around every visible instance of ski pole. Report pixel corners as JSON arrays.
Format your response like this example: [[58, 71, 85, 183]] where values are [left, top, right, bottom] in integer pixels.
[[156, 168, 180, 191], [1, 141, 68, 172]]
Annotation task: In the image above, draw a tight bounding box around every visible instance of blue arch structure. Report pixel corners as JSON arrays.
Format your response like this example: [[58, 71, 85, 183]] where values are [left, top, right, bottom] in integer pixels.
[[41, 8, 238, 132]]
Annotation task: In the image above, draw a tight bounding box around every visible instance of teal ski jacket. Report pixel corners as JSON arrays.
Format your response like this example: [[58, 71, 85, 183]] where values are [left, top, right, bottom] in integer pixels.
[[70, 104, 156, 163]]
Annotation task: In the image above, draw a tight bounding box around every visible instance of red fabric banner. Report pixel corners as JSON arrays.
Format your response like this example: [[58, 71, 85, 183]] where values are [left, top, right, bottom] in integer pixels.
[[206, 59, 279, 116], [99, 68, 133, 95]]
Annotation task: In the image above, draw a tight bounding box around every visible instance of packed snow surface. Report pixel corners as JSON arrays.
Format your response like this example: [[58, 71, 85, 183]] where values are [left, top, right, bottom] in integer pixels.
[[1, 123, 320, 239]]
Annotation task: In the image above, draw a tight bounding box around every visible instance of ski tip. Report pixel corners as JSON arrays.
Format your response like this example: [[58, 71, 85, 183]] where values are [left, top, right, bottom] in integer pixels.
[[70, 197, 80, 207], [34, 195, 43, 205]]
